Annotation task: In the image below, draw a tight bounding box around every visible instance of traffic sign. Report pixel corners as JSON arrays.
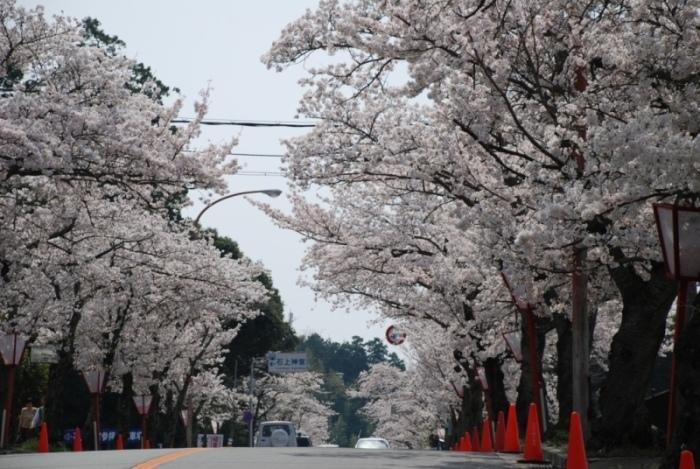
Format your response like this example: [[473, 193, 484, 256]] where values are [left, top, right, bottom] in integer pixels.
[[385, 325, 406, 345], [266, 352, 307, 373]]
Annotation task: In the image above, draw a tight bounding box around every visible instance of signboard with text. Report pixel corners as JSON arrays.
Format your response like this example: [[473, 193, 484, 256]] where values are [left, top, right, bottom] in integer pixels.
[[197, 434, 224, 448], [30, 345, 58, 364], [266, 352, 307, 374]]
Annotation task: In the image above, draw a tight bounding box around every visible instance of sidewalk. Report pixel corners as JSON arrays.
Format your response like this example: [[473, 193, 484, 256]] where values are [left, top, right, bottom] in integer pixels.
[[542, 445, 662, 469]]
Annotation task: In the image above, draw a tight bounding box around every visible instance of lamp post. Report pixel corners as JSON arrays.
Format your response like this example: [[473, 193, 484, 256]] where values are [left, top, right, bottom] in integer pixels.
[[82, 369, 106, 450], [193, 189, 282, 226], [191, 188, 281, 447], [502, 330, 523, 363], [652, 203, 700, 446], [501, 270, 545, 433], [132, 394, 153, 449], [0, 333, 27, 448]]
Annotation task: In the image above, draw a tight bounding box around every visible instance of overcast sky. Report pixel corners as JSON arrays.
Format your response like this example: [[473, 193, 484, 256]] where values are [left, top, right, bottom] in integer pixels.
[[21, 0, 395, 344]]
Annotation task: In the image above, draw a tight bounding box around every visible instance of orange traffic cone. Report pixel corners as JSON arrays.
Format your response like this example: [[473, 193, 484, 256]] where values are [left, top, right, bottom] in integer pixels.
[[480, 418, 494, 452], [495, 410, 506, 452], [463, 431, 473, 452], [521, 403, 546, 463], [503, 403, 521, 453], [679, 450, 695, 469], [566, 411, 588, 469], [115, 433, 124, 450], [73, 427, 83, 452], [37, 422, 49, 453], [471, 427, 480, 450]]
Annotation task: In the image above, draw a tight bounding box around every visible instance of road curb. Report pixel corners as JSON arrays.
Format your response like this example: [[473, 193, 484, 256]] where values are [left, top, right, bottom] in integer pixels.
[[542, 445, 566, 468], [541, 445, 663, 468], [496, 451, 553, 468]]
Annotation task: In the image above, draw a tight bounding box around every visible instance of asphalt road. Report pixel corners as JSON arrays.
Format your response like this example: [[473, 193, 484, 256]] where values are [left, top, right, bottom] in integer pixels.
[[0, 447, 531, 469]]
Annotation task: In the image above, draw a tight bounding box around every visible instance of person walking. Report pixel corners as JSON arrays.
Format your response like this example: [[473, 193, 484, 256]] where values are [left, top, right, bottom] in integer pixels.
[[17, 401, 36, 443]]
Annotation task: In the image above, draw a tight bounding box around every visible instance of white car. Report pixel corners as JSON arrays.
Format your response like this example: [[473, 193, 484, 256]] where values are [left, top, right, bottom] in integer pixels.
[[354, 437, 390, 449], [255, 421, 298, 447]]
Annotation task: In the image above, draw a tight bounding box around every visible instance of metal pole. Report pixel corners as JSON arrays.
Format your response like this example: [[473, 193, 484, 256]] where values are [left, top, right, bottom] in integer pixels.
[[194, 190, 281, 225], [248, 401, 253, 447], [1, 409, 6, 448], [667, 279, 689, 447], [571, 65, 590, 440], [484, 390, 494, 423], [142, 414, 147, 449], [572, 247, 590, 438], [93, 393, 101, 450], [2, 365, 16, 448], [186, 396, 193, 448], [249, 359, 254, 447], [526, 307, 544, 432]]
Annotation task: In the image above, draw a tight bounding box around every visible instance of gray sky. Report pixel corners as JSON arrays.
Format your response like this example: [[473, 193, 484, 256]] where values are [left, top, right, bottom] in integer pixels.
[[23, 0, 394, 344]]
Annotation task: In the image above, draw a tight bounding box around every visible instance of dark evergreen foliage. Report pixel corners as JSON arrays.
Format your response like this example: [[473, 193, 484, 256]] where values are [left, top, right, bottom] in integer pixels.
[[297, 334, 405, 446]]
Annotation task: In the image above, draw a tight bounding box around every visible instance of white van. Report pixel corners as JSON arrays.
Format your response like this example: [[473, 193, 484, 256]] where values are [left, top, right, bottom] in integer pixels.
[[255, 421, 298, 447]]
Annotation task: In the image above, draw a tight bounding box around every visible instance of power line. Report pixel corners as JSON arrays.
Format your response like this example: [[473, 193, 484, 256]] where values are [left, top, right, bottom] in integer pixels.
[[230, 152, 283, 158], [234, 171, 285, 177], [182, 149, 284, 158], [172, 117, 316, 128]]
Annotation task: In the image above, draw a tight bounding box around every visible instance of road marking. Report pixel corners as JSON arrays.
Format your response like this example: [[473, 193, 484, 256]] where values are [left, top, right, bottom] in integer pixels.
[[131, 448, 208, 469]]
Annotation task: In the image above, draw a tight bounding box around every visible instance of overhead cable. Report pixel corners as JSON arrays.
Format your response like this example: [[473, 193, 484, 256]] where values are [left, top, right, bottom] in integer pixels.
[[172, 117, 316, 128], [235, 171, 285, 177], [230, 152, 283, 158]]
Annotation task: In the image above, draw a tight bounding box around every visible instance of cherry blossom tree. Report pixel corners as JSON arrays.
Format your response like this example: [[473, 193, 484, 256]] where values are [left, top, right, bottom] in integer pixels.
[[0, 0, 267, 443], [354, 362, 448, 449], [264, 0, 699, 455], [244, 371, 335, 445]]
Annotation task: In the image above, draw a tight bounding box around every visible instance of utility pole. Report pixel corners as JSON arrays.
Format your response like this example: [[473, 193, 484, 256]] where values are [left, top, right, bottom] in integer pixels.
[[571, 65, 590, 438], [249, 358, 255, 447], [186, 395, 193, 447], [571, 248, 589, 438]]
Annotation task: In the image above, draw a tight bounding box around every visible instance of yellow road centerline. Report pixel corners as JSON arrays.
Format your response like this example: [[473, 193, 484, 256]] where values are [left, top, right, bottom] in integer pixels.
[[131, 448, 208, 469]]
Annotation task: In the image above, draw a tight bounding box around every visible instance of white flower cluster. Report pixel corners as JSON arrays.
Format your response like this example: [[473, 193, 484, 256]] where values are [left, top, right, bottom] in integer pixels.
[[0, 0, 265, 415], [262, 0, 698, 432]]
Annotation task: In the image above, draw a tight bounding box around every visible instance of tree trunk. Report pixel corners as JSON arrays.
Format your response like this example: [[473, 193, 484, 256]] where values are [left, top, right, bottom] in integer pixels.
[[595, 261, 676, 448], [662, 288, 700, 469], [164, 390, 180, 448], [449, 372, 484, 445], [462, 381, 485, 436], [484, 357, 508, 419], [553, 313, 573, 431], [516, 315, 548, 434], [45, 309, 82, 443]]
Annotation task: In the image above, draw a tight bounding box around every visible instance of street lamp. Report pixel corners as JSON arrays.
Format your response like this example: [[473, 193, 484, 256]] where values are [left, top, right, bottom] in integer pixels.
[[652, 203, 700, 445], [502, 329, 523, 363], [132, 394, 153, 449], [500, 270, 546, 433], [194, 189, 282, 226], [82, 368, 106, 450], [0, 333, 27, 448], [190, 188, 281, 446]]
